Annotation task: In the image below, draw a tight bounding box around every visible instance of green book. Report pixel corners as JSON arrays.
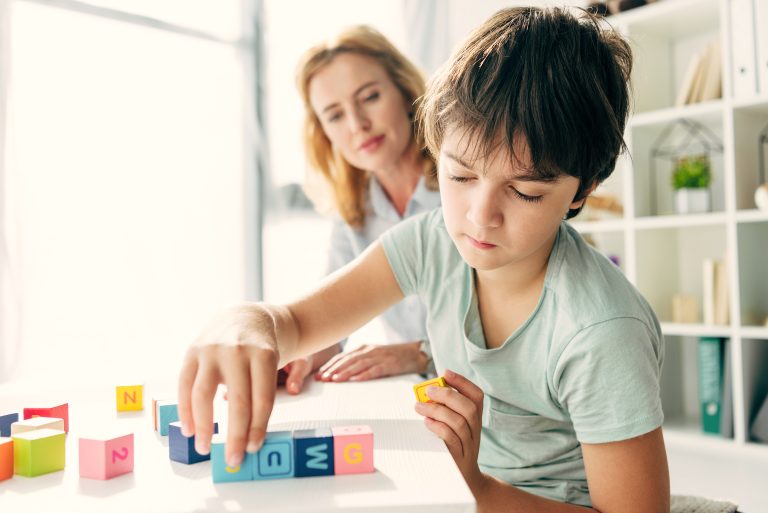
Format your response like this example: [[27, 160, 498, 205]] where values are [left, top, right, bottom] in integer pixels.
[[698, 337, 724, 435]]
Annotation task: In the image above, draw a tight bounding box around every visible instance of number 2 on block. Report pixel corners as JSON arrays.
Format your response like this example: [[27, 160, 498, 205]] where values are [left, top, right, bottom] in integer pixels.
[[112, 447, 129, 464]]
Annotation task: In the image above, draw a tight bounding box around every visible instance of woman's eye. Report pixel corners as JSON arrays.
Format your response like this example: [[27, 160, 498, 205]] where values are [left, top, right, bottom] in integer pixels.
[[327, 112, 342, 123], [512, 188, 543, 203], [363, 92, 380, 102]]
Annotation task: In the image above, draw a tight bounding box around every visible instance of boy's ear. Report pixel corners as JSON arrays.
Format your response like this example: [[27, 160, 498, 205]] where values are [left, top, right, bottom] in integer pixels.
[[568, 181, 599, 210]]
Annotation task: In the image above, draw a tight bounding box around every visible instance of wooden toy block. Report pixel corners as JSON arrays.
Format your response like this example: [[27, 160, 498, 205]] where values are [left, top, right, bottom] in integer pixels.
[[294, 427, 334, 478], [211, 434, 254, 483], [78, 432, 134, 480], [23, 403, 69, 433], [332, 425, 374, 475], [152, 398, 159, 430], [413, 376, 447, 403], [0, 437, 12, 481], [252, 430, 294, 480], [169, 421, 218, 464], [0, 413, 18, 437], [11, 416, 65, 435], [116, 385, 143, 412], [154, 400, 178, 436], [12, 428, 65, 477]]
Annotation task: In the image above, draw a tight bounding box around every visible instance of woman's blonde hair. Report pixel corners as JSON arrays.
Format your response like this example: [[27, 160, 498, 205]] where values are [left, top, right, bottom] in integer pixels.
[[296, 25, 437, 229]]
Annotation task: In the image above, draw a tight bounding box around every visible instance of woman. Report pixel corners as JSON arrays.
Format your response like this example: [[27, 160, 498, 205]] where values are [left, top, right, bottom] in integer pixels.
[[280, 26, 440, 394]]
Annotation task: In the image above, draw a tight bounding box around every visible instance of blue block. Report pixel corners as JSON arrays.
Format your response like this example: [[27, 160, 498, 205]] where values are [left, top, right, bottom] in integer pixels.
[[156, 402, 179, 436], [169, 421, 219, 464], [294, 427, 334, 477], [211, 436, 254, 483], [253, 430, 294, 480], [0, 412, 19, 437]]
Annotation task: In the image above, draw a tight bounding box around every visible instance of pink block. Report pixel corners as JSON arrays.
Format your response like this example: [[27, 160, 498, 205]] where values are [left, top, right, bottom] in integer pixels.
[[331, 425, 374, 475], [79, 433, 134, 480]]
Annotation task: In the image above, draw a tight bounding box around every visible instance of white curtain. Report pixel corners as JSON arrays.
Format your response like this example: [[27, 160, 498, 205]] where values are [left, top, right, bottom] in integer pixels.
[[403, 0, 452, 76]]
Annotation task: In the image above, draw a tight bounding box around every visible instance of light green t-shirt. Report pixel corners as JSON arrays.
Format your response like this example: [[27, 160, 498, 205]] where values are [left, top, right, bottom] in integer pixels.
[[381, 208, 664, 507]]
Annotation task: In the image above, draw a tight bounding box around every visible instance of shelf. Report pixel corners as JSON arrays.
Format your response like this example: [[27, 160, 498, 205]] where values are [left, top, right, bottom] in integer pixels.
[[629, 100, 724, 128], [609, 0, 720, 39], [735, 210, 768, 223], [740, 326, 768, 339], [634, 212, 727, 230], [661, 322, 731, 337], [733, 95, 768, 112], [567, 219, 625, 233]]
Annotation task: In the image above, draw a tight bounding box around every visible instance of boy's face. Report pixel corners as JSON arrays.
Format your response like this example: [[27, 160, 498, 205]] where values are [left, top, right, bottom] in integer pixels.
[[438, 127, 587, 274]]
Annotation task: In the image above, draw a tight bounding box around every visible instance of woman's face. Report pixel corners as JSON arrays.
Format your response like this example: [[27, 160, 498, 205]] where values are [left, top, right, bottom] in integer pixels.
[[308, 53, 414, 174]]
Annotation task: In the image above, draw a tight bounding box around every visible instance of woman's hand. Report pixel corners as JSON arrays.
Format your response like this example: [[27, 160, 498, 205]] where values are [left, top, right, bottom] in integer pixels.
[[414, 369, 487, 494], [315, 341, 428, 382], [177, 303, 281, 469], [278, 343, 342, 394]]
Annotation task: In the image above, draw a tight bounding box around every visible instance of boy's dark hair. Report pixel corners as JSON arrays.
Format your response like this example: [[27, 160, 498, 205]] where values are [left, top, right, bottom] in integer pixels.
[[418, 7, 633, 219]]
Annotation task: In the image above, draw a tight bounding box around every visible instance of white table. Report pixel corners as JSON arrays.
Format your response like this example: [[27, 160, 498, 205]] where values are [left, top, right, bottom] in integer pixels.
[[0, 375, 476, 513]]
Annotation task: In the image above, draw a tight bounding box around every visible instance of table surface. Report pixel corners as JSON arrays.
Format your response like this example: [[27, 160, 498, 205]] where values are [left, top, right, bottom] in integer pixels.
[[0, 374, 476, 513]]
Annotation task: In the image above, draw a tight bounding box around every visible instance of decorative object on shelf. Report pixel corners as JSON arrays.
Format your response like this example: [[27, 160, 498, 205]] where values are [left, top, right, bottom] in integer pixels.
[[672, 294, 699, 323], [606, 0, 646, 14], [757, 123, 768, 211], [649, 118, 723, 215], [583, 193, 624, 221], [586, 1, 609, 16], [672, 154, 712, 214]]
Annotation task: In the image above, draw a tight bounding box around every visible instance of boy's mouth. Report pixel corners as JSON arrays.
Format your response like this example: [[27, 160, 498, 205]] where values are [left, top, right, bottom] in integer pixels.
[[466, 235, 497, 249]]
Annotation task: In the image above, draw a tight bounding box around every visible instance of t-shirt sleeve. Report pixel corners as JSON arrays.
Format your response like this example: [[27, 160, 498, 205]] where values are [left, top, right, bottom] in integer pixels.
[[554, 317, 664, 444], [380, 210, 432, 297]]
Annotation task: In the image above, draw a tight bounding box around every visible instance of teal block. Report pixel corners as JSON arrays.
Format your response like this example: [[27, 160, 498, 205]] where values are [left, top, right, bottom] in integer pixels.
[[156, 403, 179, 437], [253, 431, 294, 480], [211, 438, 253, 483]]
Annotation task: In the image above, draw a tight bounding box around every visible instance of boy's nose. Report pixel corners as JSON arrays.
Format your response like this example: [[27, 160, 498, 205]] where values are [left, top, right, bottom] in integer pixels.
[[467, 190, 502, 229]]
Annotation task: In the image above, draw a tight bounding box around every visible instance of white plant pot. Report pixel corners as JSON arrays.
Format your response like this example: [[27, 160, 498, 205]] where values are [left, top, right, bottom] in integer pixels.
[[674, 188, 710, 214]]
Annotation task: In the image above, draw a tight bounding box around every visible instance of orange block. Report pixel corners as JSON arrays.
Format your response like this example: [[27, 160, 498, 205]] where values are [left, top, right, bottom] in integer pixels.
[[413, 376, 448, 403], [0, 437, 12, 481]]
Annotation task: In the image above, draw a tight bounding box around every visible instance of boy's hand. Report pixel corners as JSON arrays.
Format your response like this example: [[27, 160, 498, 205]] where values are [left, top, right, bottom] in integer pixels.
[[177, 304, 279, 469], [414, 369, 487, 493], [316, 341, 427, 382]]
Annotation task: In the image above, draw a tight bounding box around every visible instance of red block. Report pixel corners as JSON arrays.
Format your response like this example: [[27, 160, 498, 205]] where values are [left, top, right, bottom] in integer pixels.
[[24, 403, 69, 433]]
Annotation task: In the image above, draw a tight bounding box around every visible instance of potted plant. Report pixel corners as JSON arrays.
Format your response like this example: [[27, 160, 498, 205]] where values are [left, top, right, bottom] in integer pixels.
[[672, 154, 711, 214]]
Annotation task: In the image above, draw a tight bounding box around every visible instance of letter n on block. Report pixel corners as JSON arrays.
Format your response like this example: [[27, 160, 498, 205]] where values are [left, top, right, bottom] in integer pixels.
[[253, 431, 293, 480], [116, 385, 143, 412], [332, 425, 374, 474], [294, 427, 334, 477]]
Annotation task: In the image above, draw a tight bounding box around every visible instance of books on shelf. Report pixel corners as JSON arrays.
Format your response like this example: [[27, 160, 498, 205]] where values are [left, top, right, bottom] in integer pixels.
[[697, 337, 727, 435], [729, 0, 759, 98], [720, 338, 733, 438], [674, 41, 722, 107], [701, 257, 729, 326], [751, 392, 768, 443]]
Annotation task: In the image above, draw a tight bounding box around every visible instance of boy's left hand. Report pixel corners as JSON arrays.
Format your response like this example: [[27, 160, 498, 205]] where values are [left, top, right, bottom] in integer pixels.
[[414, 369, 486, 493]]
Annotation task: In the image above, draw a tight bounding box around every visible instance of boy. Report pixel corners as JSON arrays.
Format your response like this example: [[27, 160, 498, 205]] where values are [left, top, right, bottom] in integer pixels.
[[179, 7, 670, 512]]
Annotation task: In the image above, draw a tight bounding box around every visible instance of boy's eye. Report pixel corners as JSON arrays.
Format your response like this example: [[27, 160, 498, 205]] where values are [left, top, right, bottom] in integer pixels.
[[512, 188, 543, 203], [448, 175, 472, 183]]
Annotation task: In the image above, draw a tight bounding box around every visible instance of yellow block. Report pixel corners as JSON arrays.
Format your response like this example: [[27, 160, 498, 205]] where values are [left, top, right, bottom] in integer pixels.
[[116, 385, 143, 412], [413, 376, 447, 403]]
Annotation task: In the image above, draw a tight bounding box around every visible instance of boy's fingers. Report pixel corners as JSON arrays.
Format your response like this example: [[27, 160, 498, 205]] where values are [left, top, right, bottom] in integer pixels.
[[223, 353, 251, 468], [286, 358, 312, 394], [191, 359, 219, 455], [416, 400, 474, 443], [443, 369, 484, 409], [247, 349, 278, 454], [423, 417, 464, 459], [178, 350, 199, 436]]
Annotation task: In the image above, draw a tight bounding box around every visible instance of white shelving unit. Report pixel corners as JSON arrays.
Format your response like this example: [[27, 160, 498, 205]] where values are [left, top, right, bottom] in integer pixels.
[[572, 0, 768, 471]]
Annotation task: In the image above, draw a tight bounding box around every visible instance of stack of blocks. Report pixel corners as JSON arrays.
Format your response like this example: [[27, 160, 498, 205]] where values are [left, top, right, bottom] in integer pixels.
[[210, 425, 374, 483]]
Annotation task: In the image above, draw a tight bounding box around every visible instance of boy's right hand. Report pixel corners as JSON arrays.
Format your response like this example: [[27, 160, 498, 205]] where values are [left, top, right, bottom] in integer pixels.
[[177, 304, 280, 469]]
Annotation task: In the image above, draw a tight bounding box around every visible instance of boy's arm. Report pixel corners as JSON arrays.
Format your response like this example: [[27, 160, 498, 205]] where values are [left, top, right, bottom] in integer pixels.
[[474, 428, 669, 512], [177, 242, 404, 468]]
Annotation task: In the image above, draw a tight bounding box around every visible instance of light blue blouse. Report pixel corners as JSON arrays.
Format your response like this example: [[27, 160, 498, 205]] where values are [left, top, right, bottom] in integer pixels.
[[326, 174, 441, 347]]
